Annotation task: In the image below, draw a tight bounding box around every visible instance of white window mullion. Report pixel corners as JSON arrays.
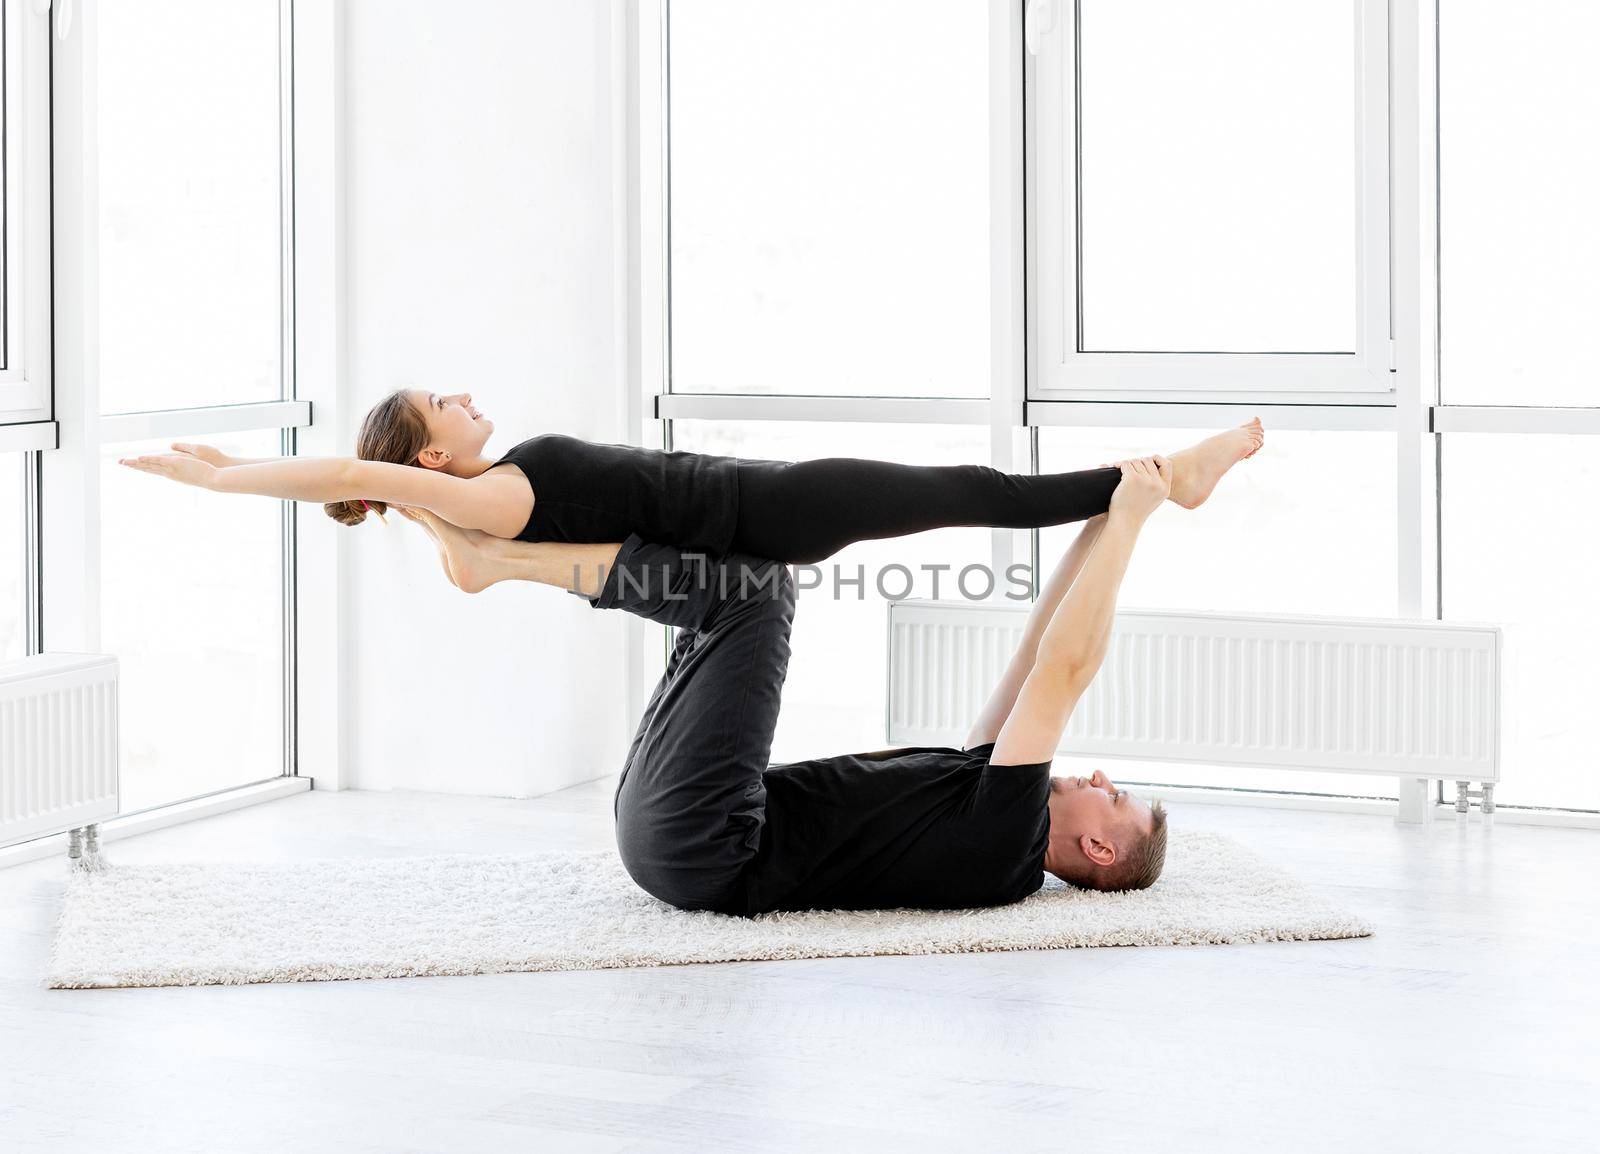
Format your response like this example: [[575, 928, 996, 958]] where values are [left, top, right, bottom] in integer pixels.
[[990, 0, 1030, 583], [1029, 399, 1399, 432], [0, 420, 53, 451], [96, 400, 312, 446], [1353, 0, 1394, 392], [657, 393, 988, 425], [291, 0, 350, 792], [1029, 0, 1069, 395], [1432, 406, 1600, 436], [39, 0, 100, 653], [1391, 0, 1435, 822]]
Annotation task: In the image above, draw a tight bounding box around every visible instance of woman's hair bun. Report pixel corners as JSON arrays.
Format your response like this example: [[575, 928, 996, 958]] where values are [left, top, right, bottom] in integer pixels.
[[324, 498, 386, 527]]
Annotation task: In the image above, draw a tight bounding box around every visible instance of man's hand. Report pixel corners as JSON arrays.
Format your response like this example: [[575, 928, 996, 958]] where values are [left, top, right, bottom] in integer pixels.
[[1108, 456, 1171, 523], [117, 453, 220, 490]]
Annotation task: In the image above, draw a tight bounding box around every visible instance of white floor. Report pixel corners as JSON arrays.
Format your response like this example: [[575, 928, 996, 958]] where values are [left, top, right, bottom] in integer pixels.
[[2, 781, 1597, 1154]]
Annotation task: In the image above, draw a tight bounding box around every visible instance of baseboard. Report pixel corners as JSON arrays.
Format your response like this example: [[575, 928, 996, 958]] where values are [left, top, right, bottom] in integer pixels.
[[0, 776, 312, 871]]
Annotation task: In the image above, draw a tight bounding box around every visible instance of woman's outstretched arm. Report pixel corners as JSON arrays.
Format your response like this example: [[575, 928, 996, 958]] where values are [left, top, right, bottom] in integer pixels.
[[169, 443, 292, 469], [118, 451, 524, 534]]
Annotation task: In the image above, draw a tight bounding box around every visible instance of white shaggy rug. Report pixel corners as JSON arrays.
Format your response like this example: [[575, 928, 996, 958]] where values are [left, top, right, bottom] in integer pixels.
[[45, 829, 1371, 989]]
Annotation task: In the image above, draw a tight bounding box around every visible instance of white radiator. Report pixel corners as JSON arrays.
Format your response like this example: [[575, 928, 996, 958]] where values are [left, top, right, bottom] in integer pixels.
[[1, 653, 120, 851], [887, 600, 1501, 785]]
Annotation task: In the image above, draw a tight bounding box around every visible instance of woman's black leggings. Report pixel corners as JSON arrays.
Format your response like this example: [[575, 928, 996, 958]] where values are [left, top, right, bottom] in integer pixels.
[[731, 458, 1123, 565]]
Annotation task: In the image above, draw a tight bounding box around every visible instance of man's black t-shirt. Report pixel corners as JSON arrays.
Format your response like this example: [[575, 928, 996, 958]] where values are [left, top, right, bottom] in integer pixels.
[[738, 743, 1053, 915]]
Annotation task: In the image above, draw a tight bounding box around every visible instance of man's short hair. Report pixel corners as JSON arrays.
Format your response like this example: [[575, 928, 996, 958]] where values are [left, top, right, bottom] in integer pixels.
[[1088, 798, 1168, 892], [1119, 798, 1168, 891]]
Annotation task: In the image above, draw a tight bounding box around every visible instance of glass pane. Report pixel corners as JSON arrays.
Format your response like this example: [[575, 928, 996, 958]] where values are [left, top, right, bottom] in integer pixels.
[[1439, 3, 1600, 406], [667, 1, 989, 398], [670, 420, 991, 759], [1442, 434, 1600, 811], [1078, 0, 1358, 352], [1039, 426, 1398, 798], [100, 432, 284, 813], [97, 1, 282, 414], [0, 455, 25, 662]]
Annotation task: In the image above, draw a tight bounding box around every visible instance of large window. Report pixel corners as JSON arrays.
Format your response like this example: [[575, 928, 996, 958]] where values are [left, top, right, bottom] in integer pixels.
[[647, 0, 1594, 820], [656, 1, 1413, 805], [85, 0, 300, 804], [9, 0, 307, 820]]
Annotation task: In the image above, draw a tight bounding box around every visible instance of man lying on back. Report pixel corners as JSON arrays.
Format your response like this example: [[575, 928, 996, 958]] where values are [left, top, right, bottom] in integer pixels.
[[411, 454, 1208, 913]]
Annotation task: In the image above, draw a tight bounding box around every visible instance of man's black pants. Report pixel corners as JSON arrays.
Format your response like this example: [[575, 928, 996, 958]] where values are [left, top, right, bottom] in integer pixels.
[[581, 534, 795, 914]]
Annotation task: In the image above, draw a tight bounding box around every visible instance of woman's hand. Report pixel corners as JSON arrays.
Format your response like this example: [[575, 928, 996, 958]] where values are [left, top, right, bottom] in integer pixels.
[[117, 452, 220, 490], [168, 442, 236, 468]]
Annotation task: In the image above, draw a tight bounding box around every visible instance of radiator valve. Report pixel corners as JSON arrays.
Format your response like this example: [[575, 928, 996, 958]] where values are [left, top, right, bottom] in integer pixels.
[[1454, 781, 1496, 816], [67, 824, 111, 874]]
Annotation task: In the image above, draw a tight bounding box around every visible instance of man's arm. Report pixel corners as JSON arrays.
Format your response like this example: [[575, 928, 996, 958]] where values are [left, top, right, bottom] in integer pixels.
[[963, 512, 1109, 748], [987, 510, 1146, 766]]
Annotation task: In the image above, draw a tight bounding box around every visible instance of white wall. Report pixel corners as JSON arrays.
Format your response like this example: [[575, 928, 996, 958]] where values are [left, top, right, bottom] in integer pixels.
[[338, 0, 629, 796]]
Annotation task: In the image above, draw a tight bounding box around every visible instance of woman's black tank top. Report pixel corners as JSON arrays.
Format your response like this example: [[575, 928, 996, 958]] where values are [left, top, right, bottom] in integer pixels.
[[490, 433, 741, 553]]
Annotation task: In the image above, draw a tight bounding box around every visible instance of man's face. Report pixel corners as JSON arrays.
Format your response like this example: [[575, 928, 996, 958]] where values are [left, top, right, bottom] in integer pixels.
[[1054, 768, 1154, 849]]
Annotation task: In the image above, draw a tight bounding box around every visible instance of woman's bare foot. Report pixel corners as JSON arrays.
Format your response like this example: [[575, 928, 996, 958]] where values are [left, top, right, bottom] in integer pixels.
[[403, 508, 510, 593], [1163, 418, 1264, 510]]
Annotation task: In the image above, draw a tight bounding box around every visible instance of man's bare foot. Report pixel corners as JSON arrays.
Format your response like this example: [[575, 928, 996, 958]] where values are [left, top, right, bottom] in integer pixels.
[[404, 508, 509, 593], [1162, 418, 1264, 510]]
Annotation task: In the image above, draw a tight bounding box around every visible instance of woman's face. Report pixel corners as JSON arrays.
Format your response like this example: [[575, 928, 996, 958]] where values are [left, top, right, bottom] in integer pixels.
[[409, 389, 494, 465]]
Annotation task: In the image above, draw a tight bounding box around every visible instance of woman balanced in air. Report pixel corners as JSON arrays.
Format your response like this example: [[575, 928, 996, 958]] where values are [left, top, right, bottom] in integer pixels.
[[118, 388, 1264, 575]]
